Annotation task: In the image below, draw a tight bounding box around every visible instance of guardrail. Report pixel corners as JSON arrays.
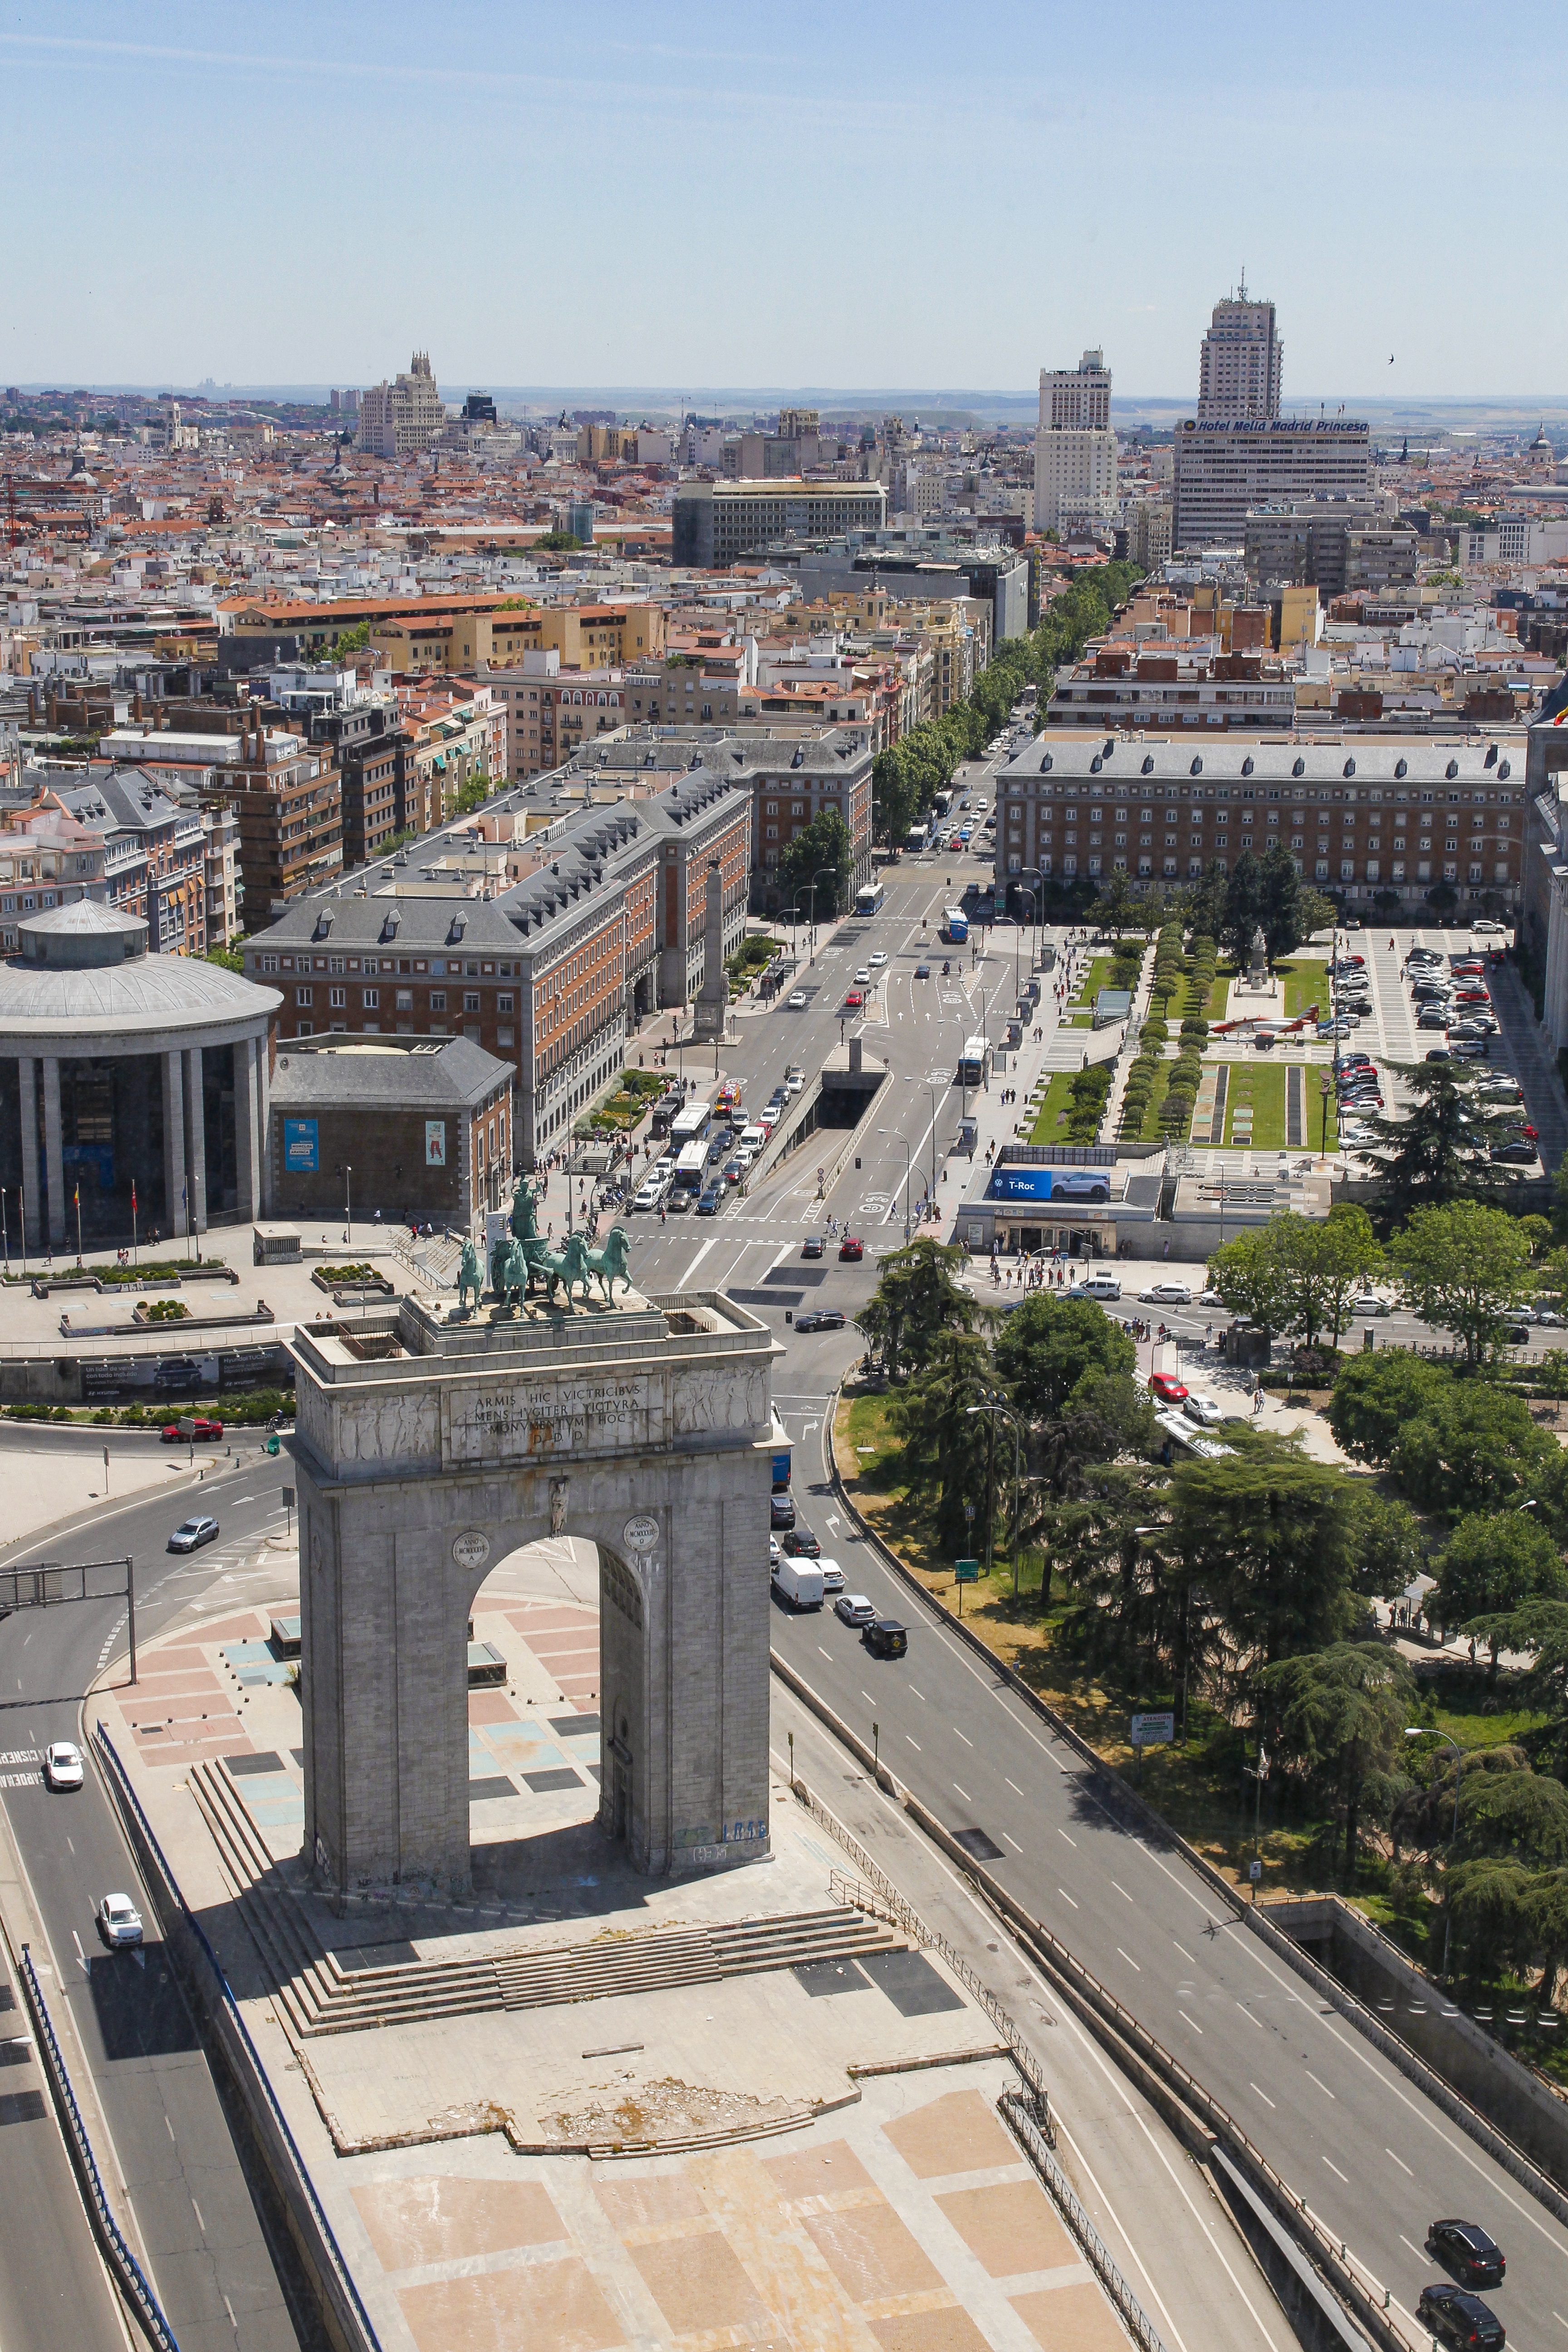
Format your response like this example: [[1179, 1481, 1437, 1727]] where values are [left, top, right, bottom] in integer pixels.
[[789, 1740, 1056, 2134], [15, 1940, 181, 2351], [1000, 2087, 1167, 2352], [821, 1387, 1568, 2229], [92, 1724, 383, 2352]]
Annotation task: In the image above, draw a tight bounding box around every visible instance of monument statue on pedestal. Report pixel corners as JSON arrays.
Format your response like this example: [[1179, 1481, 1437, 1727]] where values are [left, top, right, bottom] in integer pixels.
[[1248, 925, 1269, 988], [692, 855, 730, 1043]]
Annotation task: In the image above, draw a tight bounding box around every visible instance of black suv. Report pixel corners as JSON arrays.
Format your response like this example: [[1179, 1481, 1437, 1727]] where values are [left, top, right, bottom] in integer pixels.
[[864, 1617, 907, 1659], [769, 1493, 796, 1530], [795, 1309, 847, 1334], [1426, 2222, 1504, 2290], [781, 1529, 821, 1558], [1416, 2283, 1504, 2348]]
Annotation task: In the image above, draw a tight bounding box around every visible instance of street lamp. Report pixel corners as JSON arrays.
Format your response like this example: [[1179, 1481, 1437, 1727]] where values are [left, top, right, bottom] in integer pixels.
[[879, 1128, 913, 1241], [810, 864, 838, 940], [1014, 884, 1039, 1011], [966, 1398, 1024, 1597], [343, 1163, 353, 1247], [1406, 1727, 1464, 1980]]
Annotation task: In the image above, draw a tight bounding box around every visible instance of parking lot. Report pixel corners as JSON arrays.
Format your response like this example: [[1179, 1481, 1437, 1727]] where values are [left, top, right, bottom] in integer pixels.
[[1325, 922, 1566, 1175]]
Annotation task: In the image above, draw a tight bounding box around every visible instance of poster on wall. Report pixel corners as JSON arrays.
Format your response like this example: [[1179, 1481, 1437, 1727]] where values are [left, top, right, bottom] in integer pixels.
[[425, 1121, 447, 1167], [284, 1119, 319, 1173]]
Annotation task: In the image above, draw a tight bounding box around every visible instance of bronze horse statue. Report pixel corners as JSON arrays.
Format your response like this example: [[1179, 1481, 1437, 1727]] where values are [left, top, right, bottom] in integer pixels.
[[584, 1225, 632, 1304], [456, 1236, 483, 1311]]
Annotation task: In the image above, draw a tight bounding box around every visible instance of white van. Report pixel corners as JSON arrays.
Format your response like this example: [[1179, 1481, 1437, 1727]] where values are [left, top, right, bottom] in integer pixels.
[[771, 1558, 825, 1610], [739, 1124, 767, 1155]]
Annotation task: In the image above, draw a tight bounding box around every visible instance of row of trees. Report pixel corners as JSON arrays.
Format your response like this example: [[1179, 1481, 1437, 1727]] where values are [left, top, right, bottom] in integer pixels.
[[869, 565, 1142, 853], [854, 1238, 1568, 1953]]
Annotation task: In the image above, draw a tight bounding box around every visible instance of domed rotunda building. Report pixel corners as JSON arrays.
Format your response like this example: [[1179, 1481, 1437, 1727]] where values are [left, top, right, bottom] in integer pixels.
[[0, 901, 280, 1250]]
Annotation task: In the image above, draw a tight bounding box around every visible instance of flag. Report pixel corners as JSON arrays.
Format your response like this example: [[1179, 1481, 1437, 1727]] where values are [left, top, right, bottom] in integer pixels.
[[73, 1183, 79, 1208], [131, 1180, 137, 1215]]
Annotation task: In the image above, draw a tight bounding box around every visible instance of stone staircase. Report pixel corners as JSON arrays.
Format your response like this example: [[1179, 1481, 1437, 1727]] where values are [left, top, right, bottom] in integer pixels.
[[191, 1759, 903, 2041]]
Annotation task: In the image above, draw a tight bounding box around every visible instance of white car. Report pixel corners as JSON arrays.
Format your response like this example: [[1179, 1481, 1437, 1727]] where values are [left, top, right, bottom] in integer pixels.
[[787, 990, 808, 1009], [1533, 1308, 1566, 1328], [784, 1071, 804, 1094], [1141, 1283, 1191, 1305], [1198, 1287, 1225, 1307], [1350, 1293, 1392, 1317], [816, 1558, 847, 1594], [868, 951, 888, 967], [835, 1593, 876, 1627], [97, 1893, 143, 1949], [769, 1535, 781, 1567], [44, 1742, 83, 1791], [1473, 920, 1507, 936], [1183, 1394, 1223, 1428], [854, 967, 872, 987]]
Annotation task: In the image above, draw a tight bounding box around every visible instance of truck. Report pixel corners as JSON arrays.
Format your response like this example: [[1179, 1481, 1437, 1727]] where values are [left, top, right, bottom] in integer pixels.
[[771, 1557, 825, 1610]]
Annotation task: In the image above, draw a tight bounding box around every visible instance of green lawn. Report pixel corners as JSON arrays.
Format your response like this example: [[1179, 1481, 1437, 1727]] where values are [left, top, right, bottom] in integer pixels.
[[1277, 958, 1331, 1021], [1070, 955, 1117, 1009], [1215, 1061, 1339, 1151], [1029, 1071, 1079, 1143]]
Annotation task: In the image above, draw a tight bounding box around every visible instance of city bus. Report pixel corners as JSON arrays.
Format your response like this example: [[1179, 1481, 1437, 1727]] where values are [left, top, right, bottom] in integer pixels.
[[958, 1035, 990, 1088], [933, 789, 953, 818], [906, 826, 927, 854], [670, 1101, 710, 1152], [941, 906, 969, 945], [855, 880, 886, 918], [672, 1141, 710, 1194]]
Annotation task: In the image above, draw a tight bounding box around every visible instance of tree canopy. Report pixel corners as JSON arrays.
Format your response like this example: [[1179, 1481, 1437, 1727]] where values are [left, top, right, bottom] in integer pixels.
[[1387, 1198, 1533, 1367], [854, 1238, 980, 1382], [1257, 1643, 1414, 1880], [1363, 1063, 1526, 1215], [778, 807, 855, 919], [993, 1293, 1135, 1421]]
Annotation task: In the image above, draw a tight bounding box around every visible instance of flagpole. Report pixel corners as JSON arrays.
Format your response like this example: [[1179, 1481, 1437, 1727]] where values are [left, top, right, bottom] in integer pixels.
[[74, 1183, 82, 1266], [131, 1181, 138, 1267]]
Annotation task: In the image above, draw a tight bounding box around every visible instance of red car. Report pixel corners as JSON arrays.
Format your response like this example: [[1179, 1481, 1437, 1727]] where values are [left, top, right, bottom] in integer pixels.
[[844, 990, 865, 1009], [1148, 1372, 1188, 1406], [838, 1236, 864, 1262], [161, 1417, 224, 1444]]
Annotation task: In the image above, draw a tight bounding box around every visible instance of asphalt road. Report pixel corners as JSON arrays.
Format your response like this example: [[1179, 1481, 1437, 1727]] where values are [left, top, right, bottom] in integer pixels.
[[1, 1456, 303, 2351], [771, 1451, 1568, 2352]]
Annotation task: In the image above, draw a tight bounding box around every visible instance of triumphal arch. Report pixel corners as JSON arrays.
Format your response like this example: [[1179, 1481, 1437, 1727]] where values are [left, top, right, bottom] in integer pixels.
[[287, 1213, 778, 1899]]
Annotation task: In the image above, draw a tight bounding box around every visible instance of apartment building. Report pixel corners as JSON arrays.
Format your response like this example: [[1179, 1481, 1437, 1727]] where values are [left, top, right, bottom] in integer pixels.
[[1173, 420, 1371, 549], [735, 730, 876, 911], [242, 766, 751, 1165], [487, 664, 628, 780], [1245, 502, 1420, 597], [1198, 291, 1282, 422], [994, 735, 1524, 911], [1034, 349, 1117, 531], [0, 799, 108, 953], [672, 480, 888, 568], [98, 719, 343, 912], [55, 767, 210, 954], [228, 594, 665, 676], [1049, 648, 1296, 733], [356, 352, 446, 460]]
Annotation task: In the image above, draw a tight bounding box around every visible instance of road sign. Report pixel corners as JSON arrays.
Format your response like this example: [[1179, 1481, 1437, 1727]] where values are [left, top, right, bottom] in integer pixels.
[[1131, 1711, 1175, 1749], [1249, 1859, 1263, 1882], [177, 1417, 195, 1439], [954, 1559, 980, 1583], [282, 1486, 296, 1511]]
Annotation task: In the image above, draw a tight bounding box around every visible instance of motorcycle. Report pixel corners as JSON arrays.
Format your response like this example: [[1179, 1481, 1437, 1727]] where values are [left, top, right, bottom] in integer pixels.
[[942, 960, 951, 976]]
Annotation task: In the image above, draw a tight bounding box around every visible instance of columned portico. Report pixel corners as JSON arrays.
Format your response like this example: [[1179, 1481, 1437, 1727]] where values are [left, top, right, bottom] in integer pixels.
[[17, 1058, 39, 1251], [183, 1044, 207, 1236], [162, 1049, 187, 1243], [41, 1057, 64, 1249]]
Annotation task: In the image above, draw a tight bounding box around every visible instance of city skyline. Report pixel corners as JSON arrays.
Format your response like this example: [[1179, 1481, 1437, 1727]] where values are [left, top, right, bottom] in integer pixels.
[[4, 0, 1564, 397]]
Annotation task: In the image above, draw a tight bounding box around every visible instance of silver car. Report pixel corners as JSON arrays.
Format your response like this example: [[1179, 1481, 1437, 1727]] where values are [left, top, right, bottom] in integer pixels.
[[167, 1514, 219, 1553]]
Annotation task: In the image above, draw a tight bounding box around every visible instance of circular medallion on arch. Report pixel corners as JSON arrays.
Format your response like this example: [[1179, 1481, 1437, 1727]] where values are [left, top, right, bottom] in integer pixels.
[[451, 1529, 492, 1573], [622, 1515, 660, 1558]]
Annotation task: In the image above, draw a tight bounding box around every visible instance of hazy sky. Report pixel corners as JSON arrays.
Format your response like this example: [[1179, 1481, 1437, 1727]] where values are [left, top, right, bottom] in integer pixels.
[[6, 0, 1563, 398]]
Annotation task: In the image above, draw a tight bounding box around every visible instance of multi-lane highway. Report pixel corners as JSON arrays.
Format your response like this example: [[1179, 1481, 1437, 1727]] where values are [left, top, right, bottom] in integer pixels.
[[769, 1445, 1568, 2350], [0, 1453, 304, 2350]]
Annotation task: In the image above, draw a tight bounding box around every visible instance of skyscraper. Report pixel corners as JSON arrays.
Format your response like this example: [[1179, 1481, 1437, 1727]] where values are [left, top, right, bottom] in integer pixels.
[[356, 353, 445, 459], [1197, 283, 1282, 422], [1034, 349, 1117, 531]]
